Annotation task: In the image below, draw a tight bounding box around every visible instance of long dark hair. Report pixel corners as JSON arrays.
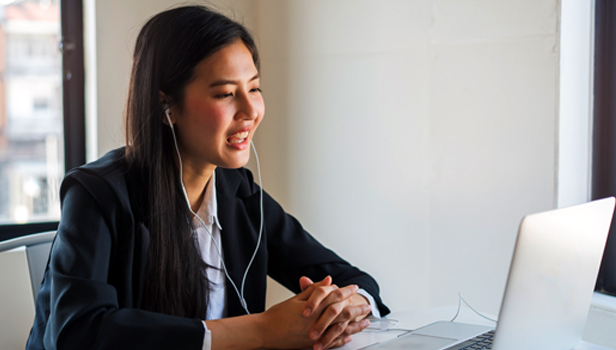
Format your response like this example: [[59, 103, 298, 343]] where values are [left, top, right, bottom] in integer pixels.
[[125, 5, 259, 318]]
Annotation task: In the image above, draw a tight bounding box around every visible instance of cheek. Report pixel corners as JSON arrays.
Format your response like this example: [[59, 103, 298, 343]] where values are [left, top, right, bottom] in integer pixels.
[[183, 100, 229, 135], [255, 98, 266, 127]]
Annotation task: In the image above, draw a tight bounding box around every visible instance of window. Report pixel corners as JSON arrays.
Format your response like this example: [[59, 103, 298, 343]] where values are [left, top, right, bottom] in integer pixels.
[[0, 0, 84, 242], [593, 0, 616, 296]]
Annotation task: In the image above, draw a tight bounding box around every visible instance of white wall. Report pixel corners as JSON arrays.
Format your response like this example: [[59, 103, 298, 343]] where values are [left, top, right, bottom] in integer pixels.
[[425, 0, 559, 313], [254, 0, 560, 315], [86, 0, 174, 159], [89, 0, 579, 318]]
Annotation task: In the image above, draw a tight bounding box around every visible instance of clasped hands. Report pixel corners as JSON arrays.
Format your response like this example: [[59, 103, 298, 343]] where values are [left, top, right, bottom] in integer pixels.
[[262, 276, 372, 350]]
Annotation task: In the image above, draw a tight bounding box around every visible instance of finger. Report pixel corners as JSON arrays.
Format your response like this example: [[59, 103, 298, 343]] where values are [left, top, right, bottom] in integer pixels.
[[313, 322, 347, 350], [304, 285, 346, 317], [331, 304, 372, 325], [338, 319, 370, 337], [297, 276, 333, 300], [322, 275, 332, 285], [324, 284, 358, 305], [305, 283, 357, 318], [300, 276, 314, 291], [303, 285, 339, 317], [311, 302, 368, 340], [322, 320, 369, 349], [324, 335, 353, 350]]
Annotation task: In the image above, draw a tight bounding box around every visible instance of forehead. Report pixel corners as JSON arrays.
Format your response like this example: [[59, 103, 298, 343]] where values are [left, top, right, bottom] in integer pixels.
[[191, 40, 258, 83]]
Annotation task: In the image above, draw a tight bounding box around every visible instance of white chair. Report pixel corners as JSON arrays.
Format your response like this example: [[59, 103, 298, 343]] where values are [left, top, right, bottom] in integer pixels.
[[0, 231, 55, 350]]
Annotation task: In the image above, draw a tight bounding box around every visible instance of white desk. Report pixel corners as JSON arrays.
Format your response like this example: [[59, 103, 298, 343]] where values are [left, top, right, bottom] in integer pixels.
[[339, 306, 613, 350]]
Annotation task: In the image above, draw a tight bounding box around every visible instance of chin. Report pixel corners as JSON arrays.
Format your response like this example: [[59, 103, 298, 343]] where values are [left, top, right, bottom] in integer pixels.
[[220, 156, 250, 170]]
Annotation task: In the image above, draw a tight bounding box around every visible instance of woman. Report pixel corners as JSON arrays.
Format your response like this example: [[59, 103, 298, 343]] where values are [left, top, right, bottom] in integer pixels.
[[27, 5, 389, 350]]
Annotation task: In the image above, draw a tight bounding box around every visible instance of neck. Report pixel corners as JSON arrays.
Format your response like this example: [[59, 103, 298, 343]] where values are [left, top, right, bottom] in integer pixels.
[[181, 161, 216, 213]]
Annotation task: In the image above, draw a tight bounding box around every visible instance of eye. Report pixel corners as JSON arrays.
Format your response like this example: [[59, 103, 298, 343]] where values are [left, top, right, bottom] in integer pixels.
[[215, 92, 233, 99], [250, 87, 262, 94]]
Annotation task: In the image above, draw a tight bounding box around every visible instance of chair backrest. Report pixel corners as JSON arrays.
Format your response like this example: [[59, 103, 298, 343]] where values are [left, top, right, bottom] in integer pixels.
[[0, 231, 55, 350]]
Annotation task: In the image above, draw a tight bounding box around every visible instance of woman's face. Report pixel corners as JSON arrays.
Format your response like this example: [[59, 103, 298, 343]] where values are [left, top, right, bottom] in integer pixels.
[[171, 40, 264, 172]]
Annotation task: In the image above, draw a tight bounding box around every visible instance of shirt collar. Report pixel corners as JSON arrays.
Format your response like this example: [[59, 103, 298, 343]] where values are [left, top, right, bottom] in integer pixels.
[[194, 171, 223, 230]]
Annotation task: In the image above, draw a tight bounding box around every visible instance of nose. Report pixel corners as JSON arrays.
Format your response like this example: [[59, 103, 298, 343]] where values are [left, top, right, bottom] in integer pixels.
[[236, 92, 259, 121]]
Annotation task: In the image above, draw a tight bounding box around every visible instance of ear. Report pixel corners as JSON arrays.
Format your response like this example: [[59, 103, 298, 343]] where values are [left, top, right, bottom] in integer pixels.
[[159, 91, 174, 126]]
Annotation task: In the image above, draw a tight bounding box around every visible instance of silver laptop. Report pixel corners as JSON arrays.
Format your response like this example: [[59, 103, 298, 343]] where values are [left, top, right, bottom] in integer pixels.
[[369, 197, 615, 350]]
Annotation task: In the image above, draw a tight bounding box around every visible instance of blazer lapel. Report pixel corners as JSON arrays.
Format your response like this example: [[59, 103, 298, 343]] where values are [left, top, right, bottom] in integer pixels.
[[215, 169, 267, 316], [216, 192, 247, 316]]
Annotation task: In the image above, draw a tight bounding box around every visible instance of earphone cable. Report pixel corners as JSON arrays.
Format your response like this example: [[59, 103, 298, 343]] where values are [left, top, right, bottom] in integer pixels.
[[239, 141, 264, 308], [166, 115, 259, 314], [450, 293, 497, 323]]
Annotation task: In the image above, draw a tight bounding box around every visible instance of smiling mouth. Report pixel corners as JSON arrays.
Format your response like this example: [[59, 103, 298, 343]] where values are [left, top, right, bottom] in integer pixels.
[[227, 131, 249, 144]]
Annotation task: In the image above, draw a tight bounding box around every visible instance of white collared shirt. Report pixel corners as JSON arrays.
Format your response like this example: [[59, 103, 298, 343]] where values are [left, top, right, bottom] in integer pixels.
[[194, 172, 223, 350], [193, 172, 227, 321]]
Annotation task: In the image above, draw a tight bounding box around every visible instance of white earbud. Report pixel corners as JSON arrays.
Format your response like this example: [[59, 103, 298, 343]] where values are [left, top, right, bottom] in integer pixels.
[[163, 105, 174, 130]]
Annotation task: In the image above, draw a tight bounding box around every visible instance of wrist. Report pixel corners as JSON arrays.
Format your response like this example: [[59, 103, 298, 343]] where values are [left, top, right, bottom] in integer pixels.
[[205, 313, 266, 350], [252, 312, 269, 349]]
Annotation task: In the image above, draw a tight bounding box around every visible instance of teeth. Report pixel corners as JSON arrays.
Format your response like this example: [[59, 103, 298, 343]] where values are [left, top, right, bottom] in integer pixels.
[[228, 131, 249, 144]]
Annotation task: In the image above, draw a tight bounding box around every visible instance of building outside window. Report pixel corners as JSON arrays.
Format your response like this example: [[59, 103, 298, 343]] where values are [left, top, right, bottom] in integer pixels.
[[0, 0, 62, 225]]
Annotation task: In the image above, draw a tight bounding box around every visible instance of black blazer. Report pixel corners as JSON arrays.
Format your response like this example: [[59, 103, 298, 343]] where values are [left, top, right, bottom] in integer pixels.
[[27, 148, 389, 350]]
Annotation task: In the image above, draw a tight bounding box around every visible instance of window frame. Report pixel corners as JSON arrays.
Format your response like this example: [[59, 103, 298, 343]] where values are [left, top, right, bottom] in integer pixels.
[[593, 0, 616, 296], [0, 0, 85, 242], [61, 0, 85, 173]]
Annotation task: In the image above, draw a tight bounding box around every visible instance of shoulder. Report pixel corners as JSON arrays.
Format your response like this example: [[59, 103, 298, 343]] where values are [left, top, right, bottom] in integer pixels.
[[67, 146, 127, 177], [215, 167, 259, 199], [60, 147, 134, 214], [60, 148, 138, 239]]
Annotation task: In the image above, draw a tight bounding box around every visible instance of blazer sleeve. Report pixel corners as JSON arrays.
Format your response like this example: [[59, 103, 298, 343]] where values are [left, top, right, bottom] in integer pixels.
[[39, 171, 204, 350], [257, 180, 390, 316]]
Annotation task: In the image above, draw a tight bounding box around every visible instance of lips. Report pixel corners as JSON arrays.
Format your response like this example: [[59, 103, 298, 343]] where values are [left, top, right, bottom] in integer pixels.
[[227, 130, 249, 144]]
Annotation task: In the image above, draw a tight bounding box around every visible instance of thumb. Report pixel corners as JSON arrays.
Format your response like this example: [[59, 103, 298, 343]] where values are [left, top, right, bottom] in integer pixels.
[[296, 275, 333, 300], [299, 276, 314, 291]]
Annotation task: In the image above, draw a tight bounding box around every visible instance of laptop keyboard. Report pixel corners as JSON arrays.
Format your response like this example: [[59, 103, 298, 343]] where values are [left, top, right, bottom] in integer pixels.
[[444, 330, 495, 350]]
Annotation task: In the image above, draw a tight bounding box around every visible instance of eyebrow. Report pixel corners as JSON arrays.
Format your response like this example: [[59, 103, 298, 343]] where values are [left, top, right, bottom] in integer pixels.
[[209, 73, 260, 87]]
